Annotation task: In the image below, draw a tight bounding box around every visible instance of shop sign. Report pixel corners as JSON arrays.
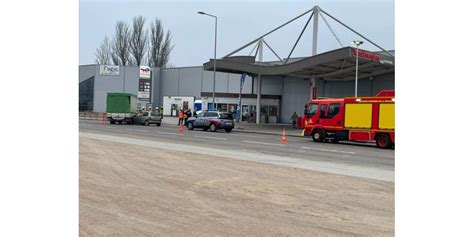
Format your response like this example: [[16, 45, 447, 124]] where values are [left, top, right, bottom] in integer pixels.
[[351, 48, 380, 61], [99, 65, 120, 76], [139, 66, 151, 79]]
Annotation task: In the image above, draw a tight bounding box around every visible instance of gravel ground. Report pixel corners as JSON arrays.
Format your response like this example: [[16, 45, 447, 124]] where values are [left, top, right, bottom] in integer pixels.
[[80, 138, 394, 236]]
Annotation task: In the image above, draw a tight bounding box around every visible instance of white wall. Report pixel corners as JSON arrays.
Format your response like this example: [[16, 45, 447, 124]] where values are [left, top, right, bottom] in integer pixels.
[[162, 96, 195, 116]]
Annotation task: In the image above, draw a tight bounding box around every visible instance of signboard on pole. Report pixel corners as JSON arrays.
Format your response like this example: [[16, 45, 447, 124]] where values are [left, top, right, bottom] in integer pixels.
[[138, 79, 151, 101], [99, 65, 120, 76], [138, 91, 150, 99], [139, 66, 151, 79]]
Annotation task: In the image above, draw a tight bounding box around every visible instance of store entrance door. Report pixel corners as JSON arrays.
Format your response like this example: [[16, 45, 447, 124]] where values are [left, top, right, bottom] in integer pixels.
[[241, 105, 249, 122]]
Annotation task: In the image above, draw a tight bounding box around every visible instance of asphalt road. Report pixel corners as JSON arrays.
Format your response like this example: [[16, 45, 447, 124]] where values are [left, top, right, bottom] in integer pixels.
[[79, 119, 394, 172]]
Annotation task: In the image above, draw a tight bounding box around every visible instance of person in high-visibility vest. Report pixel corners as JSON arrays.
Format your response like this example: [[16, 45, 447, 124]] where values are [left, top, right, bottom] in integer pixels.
[[178, 109, 184, 125]]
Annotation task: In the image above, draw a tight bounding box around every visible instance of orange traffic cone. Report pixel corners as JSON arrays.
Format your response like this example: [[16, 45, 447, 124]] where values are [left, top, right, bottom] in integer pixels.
[[281, 128, 287, 144], [99, 115, 104, 127]]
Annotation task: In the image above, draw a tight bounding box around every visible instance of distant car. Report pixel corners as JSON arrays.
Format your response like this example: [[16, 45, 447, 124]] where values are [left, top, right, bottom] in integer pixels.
[[186, 111, 234, 132], [132, 111, 162, 126]]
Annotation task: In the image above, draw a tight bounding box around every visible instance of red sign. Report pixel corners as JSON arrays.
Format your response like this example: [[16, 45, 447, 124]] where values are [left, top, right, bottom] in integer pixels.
[[351, 48, 380, 61]]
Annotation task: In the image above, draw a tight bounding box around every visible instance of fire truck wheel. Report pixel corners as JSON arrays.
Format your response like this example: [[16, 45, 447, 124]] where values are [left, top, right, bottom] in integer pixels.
[[376, 134, 392, 149], [312, 129, 325, 142]]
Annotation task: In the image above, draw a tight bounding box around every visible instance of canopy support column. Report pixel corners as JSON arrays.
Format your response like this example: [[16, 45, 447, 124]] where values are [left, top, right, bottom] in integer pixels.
[[256, 39, 263, 124]]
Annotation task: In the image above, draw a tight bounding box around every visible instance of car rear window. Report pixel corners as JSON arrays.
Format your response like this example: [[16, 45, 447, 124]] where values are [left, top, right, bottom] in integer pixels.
[[219, 113, 233, 120], [151, 112, 159, 116]]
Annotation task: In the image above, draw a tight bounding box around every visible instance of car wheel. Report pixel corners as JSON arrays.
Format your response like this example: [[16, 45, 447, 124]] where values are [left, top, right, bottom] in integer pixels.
[[376, 134, 392, 149], [187, 122, 194, 130], [110, 120, 115, 124], [118, 121, 122, 124], [225, 128, 232, 133], [145, 120, 149, 126], [209, 124, 217, 132], [203, 127, 208, 131], [312, 129, 324, 142], [156, 123, 161, 126]]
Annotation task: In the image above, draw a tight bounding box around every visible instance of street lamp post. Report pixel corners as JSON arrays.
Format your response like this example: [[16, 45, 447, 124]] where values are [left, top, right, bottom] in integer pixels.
[[352, 40, 363, 97], [198, 11, 218, 110]]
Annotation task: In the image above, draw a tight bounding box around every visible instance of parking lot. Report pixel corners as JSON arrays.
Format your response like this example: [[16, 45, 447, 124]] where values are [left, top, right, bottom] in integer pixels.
[[79, 118, 394, 235]]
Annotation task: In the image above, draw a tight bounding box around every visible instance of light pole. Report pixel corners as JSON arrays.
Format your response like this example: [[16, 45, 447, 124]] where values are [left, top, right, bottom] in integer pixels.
[[198, 11, 217, 110], [352, 40, 363, 97]]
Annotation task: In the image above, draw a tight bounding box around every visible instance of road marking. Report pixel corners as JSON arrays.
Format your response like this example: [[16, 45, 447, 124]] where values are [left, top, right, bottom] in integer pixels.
[[155, 131, 183, 136], [243, 140, 285, 147], [126, 128, 149, 132], [80, 124, 93, 127], [301, 146, 355, 154], [101, 126, 115, 129], [193, 135, 227, 141]]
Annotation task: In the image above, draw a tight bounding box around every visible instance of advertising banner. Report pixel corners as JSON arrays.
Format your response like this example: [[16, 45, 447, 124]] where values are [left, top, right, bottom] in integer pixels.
[[99, 65, 120, 76], [139, 66, 151, 79]]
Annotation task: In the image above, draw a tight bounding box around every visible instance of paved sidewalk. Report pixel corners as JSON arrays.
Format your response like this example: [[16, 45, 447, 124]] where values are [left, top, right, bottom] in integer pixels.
[[161, 116, 305, 137]]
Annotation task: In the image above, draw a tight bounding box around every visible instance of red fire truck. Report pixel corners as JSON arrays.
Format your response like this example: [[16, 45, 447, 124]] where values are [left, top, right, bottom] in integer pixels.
[[302, 90, 395, 149]]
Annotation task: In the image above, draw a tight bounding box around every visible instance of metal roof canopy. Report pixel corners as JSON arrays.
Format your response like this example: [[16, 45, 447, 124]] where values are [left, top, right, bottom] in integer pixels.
[[203, 47, 394, 81]]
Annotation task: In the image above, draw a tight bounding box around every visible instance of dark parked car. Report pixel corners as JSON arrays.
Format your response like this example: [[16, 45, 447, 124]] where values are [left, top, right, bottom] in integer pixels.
[[186, 111, 234, 132]]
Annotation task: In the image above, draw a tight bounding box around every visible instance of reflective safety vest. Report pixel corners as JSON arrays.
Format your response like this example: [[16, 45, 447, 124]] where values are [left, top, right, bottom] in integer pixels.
[[179, 111, 184, 118]]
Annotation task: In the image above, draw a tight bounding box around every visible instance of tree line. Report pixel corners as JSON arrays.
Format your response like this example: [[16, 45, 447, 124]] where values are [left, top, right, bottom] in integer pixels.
[[95, 16, 174, 68]]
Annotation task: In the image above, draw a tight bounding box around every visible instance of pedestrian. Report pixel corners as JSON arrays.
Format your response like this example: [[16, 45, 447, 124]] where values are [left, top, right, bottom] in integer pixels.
[[290, 112, 299, 128], [183, 109, 189, 124], [178, 108, 184, 125], [186, 109, 192, 120], [192, 109, 197, 117]]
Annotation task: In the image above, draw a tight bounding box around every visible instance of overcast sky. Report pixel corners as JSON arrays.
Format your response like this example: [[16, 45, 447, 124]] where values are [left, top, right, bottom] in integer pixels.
[[80, 0, 394, 67]]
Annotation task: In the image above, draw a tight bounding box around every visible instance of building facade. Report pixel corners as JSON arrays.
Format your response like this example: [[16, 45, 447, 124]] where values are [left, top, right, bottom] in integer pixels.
[[79, 64, 394, 123]]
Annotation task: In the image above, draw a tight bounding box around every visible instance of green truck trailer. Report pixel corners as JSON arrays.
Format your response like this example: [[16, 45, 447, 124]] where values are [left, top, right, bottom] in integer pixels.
[[106, 93, 138, 124]]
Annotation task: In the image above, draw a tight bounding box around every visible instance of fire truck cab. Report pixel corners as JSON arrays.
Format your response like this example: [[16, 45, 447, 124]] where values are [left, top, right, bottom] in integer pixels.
[[303, 90, 395, 149]]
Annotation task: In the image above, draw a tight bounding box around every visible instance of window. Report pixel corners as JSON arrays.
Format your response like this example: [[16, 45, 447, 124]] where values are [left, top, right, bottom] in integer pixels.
[[327, 103, 340, 118], [206, 112, 218, 117], [268, 105, 278, 116], [306, 103, 318, 116], [219, 113, 233, 120], [319, 104, 327, 117]]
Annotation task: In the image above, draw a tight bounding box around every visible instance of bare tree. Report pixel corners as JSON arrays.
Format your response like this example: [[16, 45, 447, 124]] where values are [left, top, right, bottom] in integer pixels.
[[148, 19, 174, 67], [95, 36, 111, 65], [160, 30, 174, 68], [111, 21, 131, 65], [129, 16, 148, 66]]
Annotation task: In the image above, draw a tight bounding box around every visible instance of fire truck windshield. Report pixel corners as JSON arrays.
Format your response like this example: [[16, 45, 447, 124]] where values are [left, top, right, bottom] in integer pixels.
[[305, 103, 318, 116]]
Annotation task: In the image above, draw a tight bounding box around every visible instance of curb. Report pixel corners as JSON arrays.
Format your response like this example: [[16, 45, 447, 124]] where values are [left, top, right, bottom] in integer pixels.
[[232, 128, 304, 138]]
